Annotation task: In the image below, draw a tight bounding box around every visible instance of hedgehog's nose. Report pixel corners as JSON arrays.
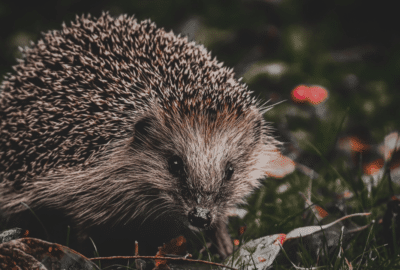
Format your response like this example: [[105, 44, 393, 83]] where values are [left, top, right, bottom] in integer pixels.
[[188, 207, 212, 228]]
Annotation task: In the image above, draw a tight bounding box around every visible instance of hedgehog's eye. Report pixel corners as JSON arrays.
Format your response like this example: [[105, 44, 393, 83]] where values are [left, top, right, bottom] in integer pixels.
[[168, 155, 185, 177], [225, 163, 234, 180]]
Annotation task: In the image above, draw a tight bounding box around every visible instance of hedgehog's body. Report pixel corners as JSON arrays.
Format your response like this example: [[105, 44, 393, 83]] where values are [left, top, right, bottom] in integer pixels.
[[0, 13, 280, 258]]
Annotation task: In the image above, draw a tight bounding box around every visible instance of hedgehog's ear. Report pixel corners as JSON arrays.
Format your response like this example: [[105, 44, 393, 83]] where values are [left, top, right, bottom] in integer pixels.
[[132, 116, 155, 146]]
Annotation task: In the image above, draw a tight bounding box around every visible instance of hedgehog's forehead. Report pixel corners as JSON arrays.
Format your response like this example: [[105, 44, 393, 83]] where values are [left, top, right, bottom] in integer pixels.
[[164, 111, 253, 184], [160, 102, 258, 160]]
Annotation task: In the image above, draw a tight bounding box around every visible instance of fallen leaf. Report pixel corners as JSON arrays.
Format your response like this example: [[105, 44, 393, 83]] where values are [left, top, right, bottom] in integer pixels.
[[225, 213, 370, 269], [0, 236, 98, 270]]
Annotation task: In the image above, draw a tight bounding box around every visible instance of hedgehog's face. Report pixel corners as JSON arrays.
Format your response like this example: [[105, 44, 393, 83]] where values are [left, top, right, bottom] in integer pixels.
[[131, 104, 280, 230]]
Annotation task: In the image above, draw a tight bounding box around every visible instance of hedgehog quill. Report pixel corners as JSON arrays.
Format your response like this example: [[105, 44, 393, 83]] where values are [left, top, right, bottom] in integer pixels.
[[0, 13, 282, 258]]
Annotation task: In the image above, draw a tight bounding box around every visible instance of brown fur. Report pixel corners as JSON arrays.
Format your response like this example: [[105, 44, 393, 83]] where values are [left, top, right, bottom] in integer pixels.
[[0, 13, 281, 258]]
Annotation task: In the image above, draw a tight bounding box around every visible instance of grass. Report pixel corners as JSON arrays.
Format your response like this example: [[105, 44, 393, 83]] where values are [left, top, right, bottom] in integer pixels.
[[226, 131, 400, 269]]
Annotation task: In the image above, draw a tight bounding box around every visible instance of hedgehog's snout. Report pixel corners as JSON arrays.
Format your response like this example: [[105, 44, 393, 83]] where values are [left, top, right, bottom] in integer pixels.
[[188, 207, 212, 228]]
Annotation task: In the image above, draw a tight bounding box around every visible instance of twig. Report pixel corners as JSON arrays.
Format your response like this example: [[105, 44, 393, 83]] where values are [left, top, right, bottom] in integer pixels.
[[89, 255, 238, 270]]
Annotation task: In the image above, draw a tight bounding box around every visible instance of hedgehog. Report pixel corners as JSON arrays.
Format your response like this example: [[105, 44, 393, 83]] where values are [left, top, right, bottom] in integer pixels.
[[0, 13, 281, 259]]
